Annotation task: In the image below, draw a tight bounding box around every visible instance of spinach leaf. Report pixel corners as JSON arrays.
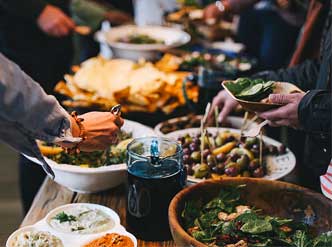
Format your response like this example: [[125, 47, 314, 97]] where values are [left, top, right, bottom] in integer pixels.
[[197, 209, 220, 230], [181, 201, 201, 228], [235, 211, 258, 224], [312, 232, 332, 247], [292, 230, 311, 247], [241, 219, 273, 234], [192, 230, 216, 243], [249, 239, 273, 247]]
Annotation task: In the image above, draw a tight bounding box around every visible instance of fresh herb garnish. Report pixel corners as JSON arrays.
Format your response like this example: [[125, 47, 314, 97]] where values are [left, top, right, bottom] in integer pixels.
[[53, 211, 77, 223]]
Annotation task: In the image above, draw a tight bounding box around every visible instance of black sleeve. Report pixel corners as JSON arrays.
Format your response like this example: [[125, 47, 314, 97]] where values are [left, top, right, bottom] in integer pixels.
[[298, 90, 331, 135], [252, 59, 320, 91], [0, 0, 47, 20]]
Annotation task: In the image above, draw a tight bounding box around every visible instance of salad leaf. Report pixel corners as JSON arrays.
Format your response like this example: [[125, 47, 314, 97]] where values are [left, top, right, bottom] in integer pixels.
[[240, 219, 273, 234], [292, 230, 311, 247], [312, 232, 332, 247]]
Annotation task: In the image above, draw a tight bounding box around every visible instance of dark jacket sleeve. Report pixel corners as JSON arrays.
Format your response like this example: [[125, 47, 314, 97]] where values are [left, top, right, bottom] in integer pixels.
[[253, 59, 320, 91], [0, 0, 47, 20], [298, 90, 331, 134]]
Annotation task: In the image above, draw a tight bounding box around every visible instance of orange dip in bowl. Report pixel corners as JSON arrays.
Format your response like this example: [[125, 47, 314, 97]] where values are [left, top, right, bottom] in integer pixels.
[[84, 233, 134, 247]]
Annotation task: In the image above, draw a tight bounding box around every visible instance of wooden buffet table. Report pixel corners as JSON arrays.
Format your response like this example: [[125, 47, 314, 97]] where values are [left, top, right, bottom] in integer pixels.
[[21, 178, 175, 247]]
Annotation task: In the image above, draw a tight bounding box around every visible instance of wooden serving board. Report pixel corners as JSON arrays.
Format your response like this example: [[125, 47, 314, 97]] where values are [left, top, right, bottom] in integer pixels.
[[21, 178, 175, 247]]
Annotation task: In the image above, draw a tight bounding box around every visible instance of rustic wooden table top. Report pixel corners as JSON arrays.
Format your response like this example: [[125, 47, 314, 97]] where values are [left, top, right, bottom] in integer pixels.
[[21, 178, 175, 247]]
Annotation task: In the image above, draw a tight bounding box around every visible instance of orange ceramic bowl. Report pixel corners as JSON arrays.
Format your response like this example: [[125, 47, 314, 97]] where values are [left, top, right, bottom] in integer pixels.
[[168, 178, 332, 247]]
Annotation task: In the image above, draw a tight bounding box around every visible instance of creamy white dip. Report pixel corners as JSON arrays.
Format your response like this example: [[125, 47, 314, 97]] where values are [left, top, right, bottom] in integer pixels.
[[48, 206, 114, 234], [11, 231, 63, 247]]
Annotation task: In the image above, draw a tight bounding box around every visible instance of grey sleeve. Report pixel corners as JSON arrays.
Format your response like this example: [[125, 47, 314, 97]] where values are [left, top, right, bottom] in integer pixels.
[[0, 53, 80, 178], [0, 53, 78, 143]]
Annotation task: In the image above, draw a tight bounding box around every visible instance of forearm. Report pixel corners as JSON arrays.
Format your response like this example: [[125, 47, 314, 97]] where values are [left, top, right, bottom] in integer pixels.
[[0, 0, 47, 20], [0, 53, 77, 143], [298, 90, 331, 134], [252, 60, 320, 91]]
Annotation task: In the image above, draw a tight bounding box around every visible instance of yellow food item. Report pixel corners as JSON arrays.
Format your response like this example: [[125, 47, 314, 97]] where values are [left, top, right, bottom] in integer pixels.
[[212, 141, 237, 155], [83, 233, 134, 247], [79, 164, 90, 168], [38, 145, 63, 156]]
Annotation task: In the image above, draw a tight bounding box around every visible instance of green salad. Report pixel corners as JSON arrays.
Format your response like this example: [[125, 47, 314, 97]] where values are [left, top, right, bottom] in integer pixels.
[[224, 78, 275, 102], [118, 34, 164, 44], [182, 185, 332, 247], [49, 132, 132, 167]]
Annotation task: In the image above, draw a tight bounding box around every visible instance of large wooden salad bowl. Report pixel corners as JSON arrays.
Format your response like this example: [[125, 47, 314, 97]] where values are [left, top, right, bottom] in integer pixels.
[[169, 178, 332, 247]]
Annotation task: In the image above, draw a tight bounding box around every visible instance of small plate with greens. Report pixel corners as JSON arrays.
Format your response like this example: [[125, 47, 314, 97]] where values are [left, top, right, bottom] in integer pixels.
[[223, 78, 304, 112]]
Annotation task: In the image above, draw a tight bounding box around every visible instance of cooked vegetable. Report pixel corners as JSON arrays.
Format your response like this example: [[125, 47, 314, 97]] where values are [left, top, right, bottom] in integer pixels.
[[53, 212, 77, 223], [182, 185, 332, 247], [224, 78, 275, 102], [118, 34, 164, 44]]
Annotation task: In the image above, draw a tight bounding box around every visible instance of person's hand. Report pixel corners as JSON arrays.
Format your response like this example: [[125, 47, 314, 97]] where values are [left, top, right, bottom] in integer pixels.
[[37, 5, 75, 37], [105, 10, 132, 25], [203, 3, 224, 24], [68, 111, 124, 152], [208, 90, 239, 123], [257, 93, 305, 128], [276, 0, 291, 10]]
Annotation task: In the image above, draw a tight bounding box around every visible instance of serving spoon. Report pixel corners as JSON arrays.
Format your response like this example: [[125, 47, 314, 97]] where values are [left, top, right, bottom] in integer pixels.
[[242, 120, 269, 137]]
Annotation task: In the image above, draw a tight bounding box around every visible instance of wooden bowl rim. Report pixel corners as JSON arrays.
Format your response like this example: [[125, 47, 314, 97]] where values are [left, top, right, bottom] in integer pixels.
[[169, 178, 331, 247]]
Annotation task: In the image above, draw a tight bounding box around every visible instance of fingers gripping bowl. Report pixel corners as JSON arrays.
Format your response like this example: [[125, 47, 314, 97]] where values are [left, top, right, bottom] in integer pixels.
[[25, 120, 156, 193]]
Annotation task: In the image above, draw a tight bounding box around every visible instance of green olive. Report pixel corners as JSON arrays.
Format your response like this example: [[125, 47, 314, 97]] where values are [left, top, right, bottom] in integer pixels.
[[206, 154, 216, 165], [236, 154, 250, 171], [190, 151, 201, 162], [245, 137, 258, 146], [193, 163, 209, 178], [215, 136, 224, 147], [185, 136, 193, 144]]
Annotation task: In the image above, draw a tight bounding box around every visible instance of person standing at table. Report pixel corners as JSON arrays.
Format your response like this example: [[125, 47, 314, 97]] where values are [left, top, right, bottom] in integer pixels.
[[0, 0, 76, 213], [209, 0, 332, 192], [203, 0, 307, 70]]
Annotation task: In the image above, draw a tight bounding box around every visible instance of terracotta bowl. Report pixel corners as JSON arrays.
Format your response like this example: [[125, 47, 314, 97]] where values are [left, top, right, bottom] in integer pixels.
[[169, 178, 332, 247]]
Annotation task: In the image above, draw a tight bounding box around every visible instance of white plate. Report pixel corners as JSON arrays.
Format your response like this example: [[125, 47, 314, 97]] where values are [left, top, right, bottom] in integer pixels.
[[95, 25, 190, 60], [165, 127, 296, 182], [25, 120, 156, 193], [154, 115, 259, 136], [6, 203, 137, 247]]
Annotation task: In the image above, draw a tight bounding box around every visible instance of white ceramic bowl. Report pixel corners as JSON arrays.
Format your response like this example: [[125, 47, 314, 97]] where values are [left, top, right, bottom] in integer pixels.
[[165, 127, 296, 182], [6, 203, 137, 247], [25, 120, 156, 193], [154, 115, 259, 136], [95, 25, 190, 61]]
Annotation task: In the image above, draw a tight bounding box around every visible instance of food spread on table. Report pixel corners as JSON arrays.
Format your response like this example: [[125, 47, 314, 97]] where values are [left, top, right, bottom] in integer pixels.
[[83, 233, 134, 247], [182, 185, 332, 247], [55, 56, 198, 113], [117, 34, 164, 44], [49, 206, 114, 234], [178, 131, 286, 179], [156, 53, 255, 75], [11, 231, 63, 247]]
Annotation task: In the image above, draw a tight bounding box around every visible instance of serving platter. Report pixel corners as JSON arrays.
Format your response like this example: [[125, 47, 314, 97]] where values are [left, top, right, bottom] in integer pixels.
[[165, 127, 296, 182], [25, 120, 156, 193], [6, 203, 137, 247], [95, 25, 190, 60]]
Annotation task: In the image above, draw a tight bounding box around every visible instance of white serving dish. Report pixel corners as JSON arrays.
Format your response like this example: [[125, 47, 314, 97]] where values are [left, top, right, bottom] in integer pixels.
[[154, 116, 259, 136], [6, 203, 137, 247], [165, 127, 296, 182], [95, 25, 190, 61], [25, 120, 156, 193]]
